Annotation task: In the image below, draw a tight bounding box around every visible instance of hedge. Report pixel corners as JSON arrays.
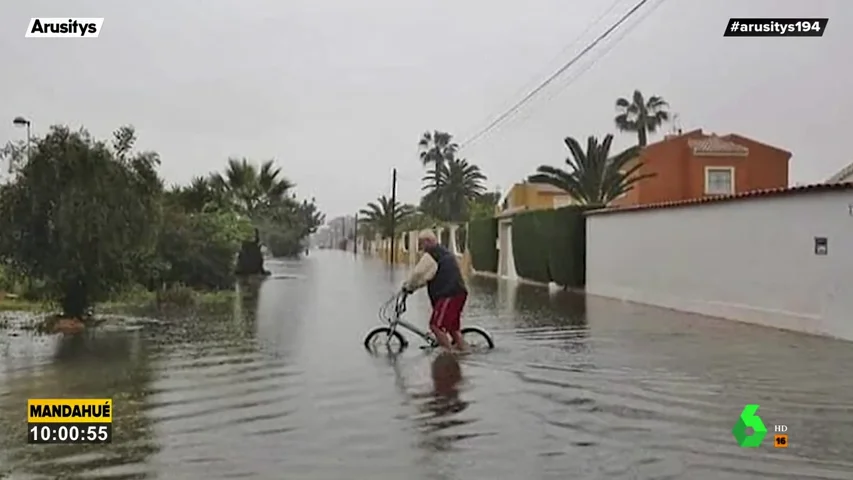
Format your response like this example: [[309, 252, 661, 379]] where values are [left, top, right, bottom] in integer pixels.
[[547, 206, 588, 288], [510, 210, 552, 283], [510, 206, 588, 288], [468, 218, 498, 273]]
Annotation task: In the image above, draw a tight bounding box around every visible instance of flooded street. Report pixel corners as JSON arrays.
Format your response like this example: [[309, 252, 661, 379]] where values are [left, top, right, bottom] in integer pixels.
[[2, 250, 853, 479]]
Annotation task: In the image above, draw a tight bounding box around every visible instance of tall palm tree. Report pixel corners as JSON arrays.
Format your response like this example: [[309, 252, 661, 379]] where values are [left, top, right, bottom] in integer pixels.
[[209, 158, 294, 218], [421, 158, 487, 222], [528, 134, 652, 206], [358, 195, 415, 239], [418, 131, 458, 179], [614, 90, 670, 147]]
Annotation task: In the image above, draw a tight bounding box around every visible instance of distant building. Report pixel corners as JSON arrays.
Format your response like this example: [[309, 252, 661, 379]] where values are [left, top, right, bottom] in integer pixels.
[[315, 215, 356, 249], [495, 182, 577, 217], [310, 226, 332, 249], [612, 129, 791, 207], [492, 182, 577, 281]]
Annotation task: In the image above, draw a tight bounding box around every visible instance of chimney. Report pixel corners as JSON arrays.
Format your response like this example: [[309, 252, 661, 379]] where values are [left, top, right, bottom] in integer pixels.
[[664, 113, 683, 139]]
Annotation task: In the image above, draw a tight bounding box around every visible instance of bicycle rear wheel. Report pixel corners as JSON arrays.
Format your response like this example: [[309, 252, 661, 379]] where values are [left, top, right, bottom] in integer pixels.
[[457, 326, 494, 351], [364, 327, 408, 353]]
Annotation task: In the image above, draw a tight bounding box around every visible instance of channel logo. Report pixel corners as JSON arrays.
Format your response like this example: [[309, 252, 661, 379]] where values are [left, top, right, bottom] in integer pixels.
[[25, 18, 104, 38], [732, 404, 788, 448]]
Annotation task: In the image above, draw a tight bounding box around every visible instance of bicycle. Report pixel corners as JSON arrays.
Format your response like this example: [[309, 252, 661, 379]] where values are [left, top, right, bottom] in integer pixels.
[[363, 290, 495, 354]]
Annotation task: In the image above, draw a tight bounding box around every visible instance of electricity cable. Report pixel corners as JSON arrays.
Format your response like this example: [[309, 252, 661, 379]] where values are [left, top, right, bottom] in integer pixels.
[[483, 0, 668, 142], [460, 0, 626, 140], [459, 0, 657, 151]]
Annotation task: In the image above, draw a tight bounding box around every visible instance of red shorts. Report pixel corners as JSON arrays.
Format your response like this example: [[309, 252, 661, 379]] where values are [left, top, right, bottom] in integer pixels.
[[429, 293, 467, 332]]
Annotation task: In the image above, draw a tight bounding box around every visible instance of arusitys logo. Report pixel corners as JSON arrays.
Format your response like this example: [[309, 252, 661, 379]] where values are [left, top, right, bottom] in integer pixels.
[[25, 18, 104, 38]]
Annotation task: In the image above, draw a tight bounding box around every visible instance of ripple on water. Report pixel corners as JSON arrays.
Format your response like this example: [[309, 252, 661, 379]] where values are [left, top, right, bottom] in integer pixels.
[[2, 257, 853, 479]]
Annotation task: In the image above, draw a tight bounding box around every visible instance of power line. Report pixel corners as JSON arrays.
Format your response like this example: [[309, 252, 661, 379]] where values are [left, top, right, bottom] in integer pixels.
[[460, 0, 626, 141], [482, 0, 668, 140], [459, 0, 657, 151]]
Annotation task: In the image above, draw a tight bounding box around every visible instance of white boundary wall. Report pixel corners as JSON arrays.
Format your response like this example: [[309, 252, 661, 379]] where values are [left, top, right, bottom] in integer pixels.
[[585, 189, 853, 341]]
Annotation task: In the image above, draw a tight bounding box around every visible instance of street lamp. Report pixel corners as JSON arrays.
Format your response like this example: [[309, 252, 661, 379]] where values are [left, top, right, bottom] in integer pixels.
[[12, 116, 32, 167]]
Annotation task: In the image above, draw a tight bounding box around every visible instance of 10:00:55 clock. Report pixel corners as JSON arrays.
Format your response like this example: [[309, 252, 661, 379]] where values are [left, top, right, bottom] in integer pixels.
[[28, 423, 112, 444]]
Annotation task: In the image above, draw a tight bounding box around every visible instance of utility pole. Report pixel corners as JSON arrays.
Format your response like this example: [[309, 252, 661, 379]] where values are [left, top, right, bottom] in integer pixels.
[[353, 212, 358, 255], [389, 168, 397, 265]]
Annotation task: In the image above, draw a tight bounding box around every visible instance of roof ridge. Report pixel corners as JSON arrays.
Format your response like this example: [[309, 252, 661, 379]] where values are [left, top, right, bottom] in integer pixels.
[[585, 182, 853, 216], [688, 135, 749, 154]]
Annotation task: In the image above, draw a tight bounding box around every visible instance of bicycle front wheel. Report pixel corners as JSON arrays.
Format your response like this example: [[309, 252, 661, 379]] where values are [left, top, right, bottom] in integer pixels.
[[364, 327, 408, 353], [458, 326, 495, 351]]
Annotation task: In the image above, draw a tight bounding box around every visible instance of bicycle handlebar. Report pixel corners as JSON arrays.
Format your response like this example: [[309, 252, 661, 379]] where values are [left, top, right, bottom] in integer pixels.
[[378, 290, 408, 323]]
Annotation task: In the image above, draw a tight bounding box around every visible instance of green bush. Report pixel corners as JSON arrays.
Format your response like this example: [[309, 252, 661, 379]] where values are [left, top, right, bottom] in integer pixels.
[[468, 218, 498, 273], [547, 206, 588, 288], [511, 210, 553, 283], [264, 228, 304, 258], [156, 208, 254, 290], [156, 284, 196, 308], [0, 125, 162, 316], [508, 206, 588, 288], [0, 264, 15, 292]]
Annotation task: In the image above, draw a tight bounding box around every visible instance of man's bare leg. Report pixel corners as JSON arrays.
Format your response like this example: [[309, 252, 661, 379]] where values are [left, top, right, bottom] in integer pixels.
[[449, 330, 467, 352], [430, 324, 453, 350]]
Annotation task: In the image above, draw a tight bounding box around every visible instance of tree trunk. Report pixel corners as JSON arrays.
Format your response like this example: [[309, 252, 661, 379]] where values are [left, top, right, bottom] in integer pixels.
[[235, 228, 269, 275], [61, 278, 89, 318], [637, 128, 648, 147]]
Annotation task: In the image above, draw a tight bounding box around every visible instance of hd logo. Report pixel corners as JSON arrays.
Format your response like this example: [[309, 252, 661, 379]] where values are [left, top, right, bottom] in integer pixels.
[[25, 18, 104, 38], [732, 404, 788, 448]]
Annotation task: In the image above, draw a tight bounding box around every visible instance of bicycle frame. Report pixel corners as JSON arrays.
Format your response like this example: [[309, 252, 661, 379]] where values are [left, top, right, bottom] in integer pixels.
[[392, 317, 434, 344], [368, 290, 494, 352], [383, 292, 437, 347]]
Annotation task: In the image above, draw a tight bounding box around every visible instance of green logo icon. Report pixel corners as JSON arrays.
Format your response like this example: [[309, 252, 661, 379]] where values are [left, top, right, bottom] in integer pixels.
[[732, 404, 767, 447]]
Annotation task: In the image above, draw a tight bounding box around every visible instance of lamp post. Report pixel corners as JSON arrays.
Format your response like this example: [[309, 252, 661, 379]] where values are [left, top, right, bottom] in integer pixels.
[[12, 116, 31, 166]]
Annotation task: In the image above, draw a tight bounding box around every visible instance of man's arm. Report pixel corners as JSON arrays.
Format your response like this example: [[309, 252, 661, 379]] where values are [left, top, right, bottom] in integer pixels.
[[402, 253, 438, 292]]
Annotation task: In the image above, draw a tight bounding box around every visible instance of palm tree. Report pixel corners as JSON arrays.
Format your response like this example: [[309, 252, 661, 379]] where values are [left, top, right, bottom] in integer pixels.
[[209, 158, 294, 218], [418, 131, 458, 178], [528, 134, 652, 206], [169, 176, 228, 213], [421, 158, 487, 222], [614, 90, 670, 147], [358, 195, 415, 239], [398, 210, 441, 232]]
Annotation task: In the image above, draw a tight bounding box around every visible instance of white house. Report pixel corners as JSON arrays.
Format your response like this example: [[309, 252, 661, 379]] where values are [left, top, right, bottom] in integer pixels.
[[584, 183, 853, 341]]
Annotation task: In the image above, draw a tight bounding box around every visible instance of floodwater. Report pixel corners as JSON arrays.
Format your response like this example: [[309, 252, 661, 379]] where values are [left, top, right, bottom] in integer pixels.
[[1, 250, 852, 480]]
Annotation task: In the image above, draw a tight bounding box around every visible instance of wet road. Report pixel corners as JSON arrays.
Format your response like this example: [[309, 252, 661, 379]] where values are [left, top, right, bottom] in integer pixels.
[[1, 250, 853, 479]]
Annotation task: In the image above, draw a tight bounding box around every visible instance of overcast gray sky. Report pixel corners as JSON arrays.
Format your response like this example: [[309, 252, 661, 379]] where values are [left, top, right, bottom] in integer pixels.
[[1, 0, 849, 218]]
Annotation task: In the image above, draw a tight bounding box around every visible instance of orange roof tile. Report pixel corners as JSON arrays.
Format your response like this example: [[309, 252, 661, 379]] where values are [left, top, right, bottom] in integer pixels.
[[585, 182, 853, 216], [687, 135, 749, 155]]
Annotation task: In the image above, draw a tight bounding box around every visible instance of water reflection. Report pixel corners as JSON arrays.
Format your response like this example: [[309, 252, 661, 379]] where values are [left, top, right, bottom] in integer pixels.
[[430, 352, 463, 399], [1, 251, 853, 479], [514, 283, 587, 329], [234, 277, 262, 337], [385, 351, 478, 471], [0, 330, 157, 479]]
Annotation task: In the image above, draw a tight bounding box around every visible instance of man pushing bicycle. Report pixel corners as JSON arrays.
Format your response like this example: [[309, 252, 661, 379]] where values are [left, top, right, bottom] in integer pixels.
[[401, 230, 468, 352]]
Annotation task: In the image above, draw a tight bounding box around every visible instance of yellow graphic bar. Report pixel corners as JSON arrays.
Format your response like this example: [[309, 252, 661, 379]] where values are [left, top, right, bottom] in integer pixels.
[[27, 398, 112, 423]]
